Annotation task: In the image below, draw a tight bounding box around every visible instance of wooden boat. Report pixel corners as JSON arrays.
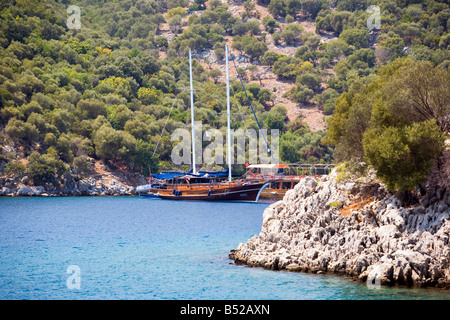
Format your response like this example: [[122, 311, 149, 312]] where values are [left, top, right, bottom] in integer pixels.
[[139, 193, 160, 199], [138, 47, 270, 202], [243, 164, 305, 199], [242, 163, 335, 199], [138, 171, 269, 202], [153, 175, 269, 201]]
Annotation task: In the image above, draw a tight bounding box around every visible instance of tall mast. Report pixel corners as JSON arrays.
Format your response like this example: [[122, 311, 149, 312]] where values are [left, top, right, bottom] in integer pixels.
[[189, 50, 196, 174], [225, 45, 232, 182]]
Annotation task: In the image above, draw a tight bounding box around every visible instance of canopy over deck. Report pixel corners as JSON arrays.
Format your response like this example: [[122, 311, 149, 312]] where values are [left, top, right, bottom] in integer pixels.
[[152, 168, 229, 180]]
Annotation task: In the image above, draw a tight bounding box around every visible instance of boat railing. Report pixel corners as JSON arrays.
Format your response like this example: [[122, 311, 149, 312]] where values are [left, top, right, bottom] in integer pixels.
[[245, 174, 318, 181], [244, 163, 335, 180], [171, 179, 264, 190], [288, 163, 335, 176]]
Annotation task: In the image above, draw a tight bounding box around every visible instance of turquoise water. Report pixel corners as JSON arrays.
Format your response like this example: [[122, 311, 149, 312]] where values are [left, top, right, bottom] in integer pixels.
[[0, 197, 449, 300]]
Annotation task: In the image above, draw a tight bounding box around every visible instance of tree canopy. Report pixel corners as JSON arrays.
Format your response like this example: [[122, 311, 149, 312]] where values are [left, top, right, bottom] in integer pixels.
[[324, 58, 448, 192], [0, 0, 448, 191]]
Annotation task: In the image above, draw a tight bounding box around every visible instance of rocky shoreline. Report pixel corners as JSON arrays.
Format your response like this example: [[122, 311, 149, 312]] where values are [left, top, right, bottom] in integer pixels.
[[230, 161, 450, 289], [0, 171, 145, 197], [0, 181, 136, 197]]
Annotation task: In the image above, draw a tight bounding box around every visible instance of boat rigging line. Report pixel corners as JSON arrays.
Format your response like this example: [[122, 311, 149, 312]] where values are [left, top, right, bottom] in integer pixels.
[[228, 50, 279, 169], [151, 46, 279, 172], [151, 97, 177, 158]]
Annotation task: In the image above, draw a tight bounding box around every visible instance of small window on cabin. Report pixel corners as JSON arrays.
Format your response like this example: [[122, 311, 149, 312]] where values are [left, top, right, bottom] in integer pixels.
[[271, 182, 280, 189], [282, 182, 291, 189]]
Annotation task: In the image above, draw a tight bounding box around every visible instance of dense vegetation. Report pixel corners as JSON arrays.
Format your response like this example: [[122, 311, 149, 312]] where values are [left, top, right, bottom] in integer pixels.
[[317, 1, 450, 194], [324, 58, 449, 192], [0, 0, 448, 193]]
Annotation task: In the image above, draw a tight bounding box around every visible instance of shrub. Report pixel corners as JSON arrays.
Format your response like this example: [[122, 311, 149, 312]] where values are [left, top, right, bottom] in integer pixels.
[[73, 156, 93, 179], [27, 152, 63, 186], [362, 120, 445, 192], [4, 160, 26, 179], [5, 118, 39, 147], [28, 161, 56, 186], [93, 125, 136, 163], [339, 28, 369, 49]]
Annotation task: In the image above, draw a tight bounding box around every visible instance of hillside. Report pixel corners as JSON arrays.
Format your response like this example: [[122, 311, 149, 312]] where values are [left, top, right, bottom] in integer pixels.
[[0, 0, 449, 195], [179, 0, 336, 131]]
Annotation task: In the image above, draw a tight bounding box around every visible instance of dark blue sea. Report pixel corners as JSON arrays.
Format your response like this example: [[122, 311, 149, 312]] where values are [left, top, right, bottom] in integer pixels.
[[0, 197, 449, 300]]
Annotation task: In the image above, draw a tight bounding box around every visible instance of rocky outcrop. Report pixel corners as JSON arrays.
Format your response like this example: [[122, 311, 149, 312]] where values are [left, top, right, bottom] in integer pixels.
[[0, 173, 142, 197], [0, 156, 149, 197], [230, 164, 450, 288]]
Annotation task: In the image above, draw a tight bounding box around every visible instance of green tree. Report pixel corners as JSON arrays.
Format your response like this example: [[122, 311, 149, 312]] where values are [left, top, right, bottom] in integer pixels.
[[28, 159, 57, 186], [16, 72, 45, 98], [322, 89, 370, 162], [329, 11, 354, 34], [324, 58, 449, 192], [232, 20, 247, 36], [21, 101, 43, 119], [272, 56, 301, 80], [378, 31, 405, 59], [77, 99, 107, 119], [73, 156, 93, 179], [292, 85, 314, 103], [138, 87, 162, 105], [155, 36, 169, 50], [265, 105, 287, 132], [168, 15, 183, 33], [208, 69, 222, 84], [258, 89, 275, 107], [380, 60, 450, 133], [166, 7, 187, 19], [93, 125, 137, 163], [339, 28, 369, 49], [133, 139, 159, 175], [4, 160, 26, 180], [268, 0, 287, 18], [272, 32, 282, 46], [325, 39, 352, 62], [302, 0, 326, 18], [124, 119, 152, 141], [243, 37, 268, 60], [262, 16, 279, 34], [337, 0, 367, 11], [233, 36, 268, 61], [245, 19, 261, 36], [5, 118, 39, 148], [27, 150, 68, 186], [362, 119, 445, 192], [285, 0, 302, 16], [260, 51, 278, 67], [281, 23, 304, 45], [313, 88, 338, 115], [56, 134, 74, 163], [347, 48, 376, 68], [296, 73, 322, 92]]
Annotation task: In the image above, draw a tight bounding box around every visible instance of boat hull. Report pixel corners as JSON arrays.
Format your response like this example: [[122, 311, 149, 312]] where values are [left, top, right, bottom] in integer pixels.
[[139, 193, 160, 199], [156, 182, 268, 201], [258, 188, 289, 199], [244, 177, 303, 199]]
